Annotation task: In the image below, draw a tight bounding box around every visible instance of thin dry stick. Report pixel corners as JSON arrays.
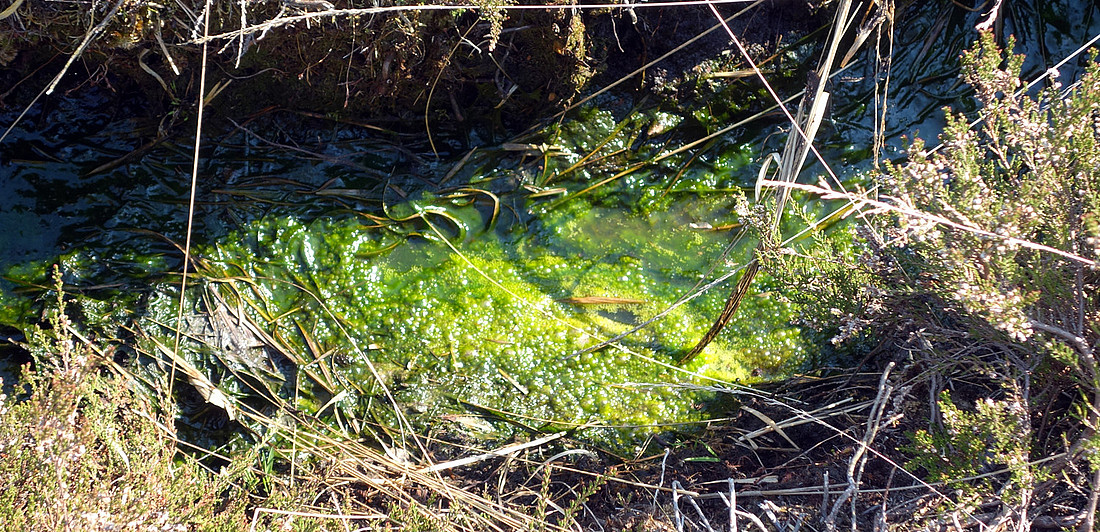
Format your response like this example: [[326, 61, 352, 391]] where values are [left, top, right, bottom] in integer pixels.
[[248, 508, 386, 532], [186, 0, 763, 44], [677, 260, 759, 364], [728, 478, 738, 532], [872, 1, 894, 169], [419, 432, 565, 474], [672, 481, 685, 532], [1082, 467, 1100, 532], [761, 179, 1097, 267], [425, 23, 478, 158], [45, 0, 126, 95], [825, 362, 894, 530], [170, 0, 214, 395], [236, 0, 247, 67], [686, 496, 717, 532], [711, 490, 772, 532], [654, 448, 670, 508]]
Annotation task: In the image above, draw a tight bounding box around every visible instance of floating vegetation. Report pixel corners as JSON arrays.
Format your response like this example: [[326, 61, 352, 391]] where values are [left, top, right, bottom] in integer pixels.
[[134, 175, 811, 448], [1, 83, 838, 450]]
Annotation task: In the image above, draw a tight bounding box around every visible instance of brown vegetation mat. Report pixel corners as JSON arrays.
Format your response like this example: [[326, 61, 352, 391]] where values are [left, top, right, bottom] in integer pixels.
[[17, 295, 1094, 531]]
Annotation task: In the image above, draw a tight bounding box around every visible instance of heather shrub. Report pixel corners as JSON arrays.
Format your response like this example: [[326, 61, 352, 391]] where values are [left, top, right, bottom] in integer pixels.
[[862, 32, 1100, 522], [880, 32, 1099, 344], [0, 269, 321, 531]]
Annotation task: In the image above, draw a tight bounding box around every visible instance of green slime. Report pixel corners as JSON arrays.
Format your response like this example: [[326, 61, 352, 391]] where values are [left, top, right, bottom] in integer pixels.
[[176, 176, 805, 448], [3, 103, 819, 449]]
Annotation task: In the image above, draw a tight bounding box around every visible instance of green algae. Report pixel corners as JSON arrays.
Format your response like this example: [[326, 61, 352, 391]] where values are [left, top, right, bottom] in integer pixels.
[[0, 97, 829, 450], [149, 166, 811, 448]]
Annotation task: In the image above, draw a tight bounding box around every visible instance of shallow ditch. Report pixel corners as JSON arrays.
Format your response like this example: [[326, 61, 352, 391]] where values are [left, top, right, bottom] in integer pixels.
[[2, 0, 1097, 453]]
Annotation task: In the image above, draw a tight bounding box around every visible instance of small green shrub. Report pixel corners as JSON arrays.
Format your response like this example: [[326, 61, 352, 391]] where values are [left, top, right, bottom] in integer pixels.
[[904, 391, 1032, 498]]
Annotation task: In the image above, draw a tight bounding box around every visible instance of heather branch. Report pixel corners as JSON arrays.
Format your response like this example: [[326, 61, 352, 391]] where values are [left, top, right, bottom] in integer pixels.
[[758, 179, 1097, 268]]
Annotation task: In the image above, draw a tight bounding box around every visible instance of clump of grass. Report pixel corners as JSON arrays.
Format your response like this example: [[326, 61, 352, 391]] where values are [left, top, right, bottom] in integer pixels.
[[0, 267, 327, 531]]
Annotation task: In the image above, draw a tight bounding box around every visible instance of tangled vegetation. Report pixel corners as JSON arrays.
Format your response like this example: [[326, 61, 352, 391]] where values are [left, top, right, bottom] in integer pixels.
[[5, 0, 1100, 527], [0, 0, 647, 122], [760, 31, 1100, 529], [0, 270, 293, 530], [880, 33, 1100, 527]]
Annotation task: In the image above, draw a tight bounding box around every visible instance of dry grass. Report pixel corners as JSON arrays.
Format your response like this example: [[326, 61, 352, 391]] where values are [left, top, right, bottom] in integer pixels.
[[0, 271, 259, 531]]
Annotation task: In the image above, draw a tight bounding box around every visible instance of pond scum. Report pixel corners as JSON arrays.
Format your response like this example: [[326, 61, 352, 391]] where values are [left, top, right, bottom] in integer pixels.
[[103, 102, 821, 451]]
